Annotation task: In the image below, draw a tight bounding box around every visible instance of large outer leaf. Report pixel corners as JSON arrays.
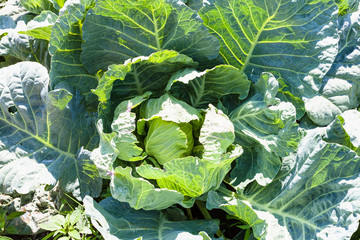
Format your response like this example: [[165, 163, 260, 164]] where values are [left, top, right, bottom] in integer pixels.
[[209, 130, 360, 239], [185, 0, 206, 11], [229, 73, 300, 188], [111, 93, 150, 161], [0, 62, 101, 199], [90, 120, 118, 178], [93, 50, 197, 130], [110, 166, 185, 210], [81, 0, 219, 73], [94, 50, 196, 104], [49, 0, 98, 109], [137, 146, 242, 198], [199, 105, 235, 162], [0, 16, 16, 35], [199, 0, 339, 100], [305, 9, 360, 126], [84, 196, 220, 240], [19, 11, 58, 41], [324, 109, 360, 153], [0, 20, 51, 69], [20, 0, 56, 14], [168, 65, 250, 108], [0, 0, 28, 21], [91, 93, 150, 178]]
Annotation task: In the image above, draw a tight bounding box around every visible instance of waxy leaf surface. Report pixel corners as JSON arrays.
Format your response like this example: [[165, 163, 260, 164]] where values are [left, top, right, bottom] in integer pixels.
[[81, 0, 219, 73], [0, 62, 101, 199], [84, 196, 220, 240], [209, 130, 360, 239]]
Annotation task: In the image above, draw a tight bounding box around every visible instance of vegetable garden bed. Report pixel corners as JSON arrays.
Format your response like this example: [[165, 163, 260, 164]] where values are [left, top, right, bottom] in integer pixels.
[[1, 0, 360, 239]]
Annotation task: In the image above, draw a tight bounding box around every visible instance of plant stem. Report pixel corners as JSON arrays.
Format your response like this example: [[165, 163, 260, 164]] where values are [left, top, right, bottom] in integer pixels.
[[147, 157, 161, 169], [63, 192, 82, 205], [218, 185, 239, 198], [196, 200, 226, 239], [186, 208, 193, 220], [195, 200, 212, 220]]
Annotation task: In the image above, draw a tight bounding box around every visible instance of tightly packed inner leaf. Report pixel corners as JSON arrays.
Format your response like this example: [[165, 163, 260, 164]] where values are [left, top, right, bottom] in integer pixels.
[[92, 92, 241, 209], [144, 118, 190, 165]]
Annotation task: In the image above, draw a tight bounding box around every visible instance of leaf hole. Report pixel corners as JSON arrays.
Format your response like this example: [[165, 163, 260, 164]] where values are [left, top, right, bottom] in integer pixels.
[[0, 56, 5, 62], [8, 106, 17, 115]]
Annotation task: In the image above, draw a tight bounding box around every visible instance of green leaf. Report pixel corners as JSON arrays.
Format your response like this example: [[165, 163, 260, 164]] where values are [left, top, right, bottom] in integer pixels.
[[58, 237, 70, 240], [139, 93, 202, 125], [60, 148, 102, 200], [337, 0, 359, 14], [68, 230, 81, 240], [39, 215, 66, 231], [84, 196, 220, 240], [111, 93, 150, 162], [0, 236, 14, 240], [49, 0, 98, 109], [93, 50, 197, 129], [68, 207, 83, 226], [76, 218, 92, 235], [305, 95, 342, 126], [168, 65, 250, 108], [0, 62, 100, 199], [18, 11, 58, 41], [276, 77, 306, 120], [0, 0, 28, 21], [209, 130, 360, 239], [335, 110, 360, 148], [94, 51, 197, 104], [324, 110, 360, 153], [229, 76, 300, 188], [81, 0, 219, 73], [20, 0, 55, 14], [49, 0, 65, 10], [199, 0, 339, 100], [91, 93, 150, 178], [185, 0, 206, 11], [231, 145, 283, 189], [6, 211, 25, 220], [91, 120, 118, 178], [0, 16, 16, 36], [306, 9, 360, 125], [110, 166, 185, 210], [0, 55, 20, 68], [145, 118, 189, 165], [137, 145, 242, 197], [0, 21, 51, 69], [230, 100, 298, 157], [4, 226, 19, 234], [199, 105, 235, 162], [252, 72, 280, 106], [48, 89, 73, 110], [0, 208, 6, 231]]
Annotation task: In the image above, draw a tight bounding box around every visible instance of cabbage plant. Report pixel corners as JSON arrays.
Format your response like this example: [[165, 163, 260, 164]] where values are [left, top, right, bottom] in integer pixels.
[[1, 0, 360, 239], [91, 92, 243, 210]]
